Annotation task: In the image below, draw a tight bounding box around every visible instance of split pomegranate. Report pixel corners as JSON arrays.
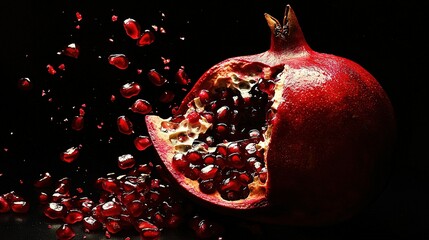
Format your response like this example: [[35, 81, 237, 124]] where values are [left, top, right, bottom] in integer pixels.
[[146, 5, 395, 225]]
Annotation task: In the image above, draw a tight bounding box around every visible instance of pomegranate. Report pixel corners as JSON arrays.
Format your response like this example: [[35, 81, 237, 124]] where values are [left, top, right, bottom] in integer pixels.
[[145, 5, 395, 226]]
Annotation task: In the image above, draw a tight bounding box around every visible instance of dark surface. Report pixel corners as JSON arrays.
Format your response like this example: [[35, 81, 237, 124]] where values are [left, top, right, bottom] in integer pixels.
[[1, 0, 428, 239]]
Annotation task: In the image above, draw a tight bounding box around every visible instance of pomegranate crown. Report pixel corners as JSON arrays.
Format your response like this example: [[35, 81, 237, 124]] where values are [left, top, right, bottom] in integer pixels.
[[264, 4, 309, 53]]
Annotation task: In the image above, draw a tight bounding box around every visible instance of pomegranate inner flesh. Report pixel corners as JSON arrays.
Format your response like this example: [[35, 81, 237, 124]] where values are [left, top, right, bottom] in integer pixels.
[[163, 65, 281, 201]]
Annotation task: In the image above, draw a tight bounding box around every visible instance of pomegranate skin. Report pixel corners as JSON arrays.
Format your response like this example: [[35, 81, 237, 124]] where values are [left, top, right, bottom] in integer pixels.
[[146, 5, 395, 226]]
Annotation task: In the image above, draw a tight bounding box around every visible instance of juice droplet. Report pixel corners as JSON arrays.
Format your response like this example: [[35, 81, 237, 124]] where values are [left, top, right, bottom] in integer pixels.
[[111, 15, 118, 22], [108, 54, 129, 70], [120, 82, 141, 98], [137, 30, 155, 47], [117, 116, 133, 135], [147, 69, 166, 86], [47, 64, 57, 75], [134, 136, 152, 151], [159, 90, 175, 103], [175, 68, 190, 85], [60, 147, 80, 163], [130, 99, 152, 115], [123, 18, 141, 40], [18, 77, 32, 91], [62, 43, 80, 59], [71, 116, 84, 131]]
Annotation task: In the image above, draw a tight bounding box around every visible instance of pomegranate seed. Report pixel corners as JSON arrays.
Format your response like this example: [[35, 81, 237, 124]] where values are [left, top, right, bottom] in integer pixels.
[[102, 178, 120, 194], [201, 111, 214, 123], [62, 43, 80, 58], [137, 30, 155, 46], [10, 201, 30, 213], [38, 192, 49, 204], [187, 111, 200, 124], [172, 153, 189, 172], [64, 209, 84, 224], [199, 179, 216, 194], [108, 54, 129, 70], [126, 200, 144, 218], [200, 165, 219, 180], [18, 77, 32, 90], [215, 123, 228, 136], [135, 219, 160, 239], [44, 202, 67, 219], [105, 217, 122, 233], [71, 116, 84, 131], [56, 224, 75, 240], [147, 69, 166, 86], [118, 154, 136, 170], [184, 164, 201, 181], [130, 99, 152, 114], [0, 196, 10, 213], [120, 82, 141, 98], [227, 142, 241, 154], [101, 201, 122, 217], [60, 147, 80, 163], [134, 136, 152, 151], [249, 129, 260, 138], [198, 89, 210, 103], [33, 172, 52, 188], [46, 64, 56, 75], [117, 115, 133, 135], [259, 167, 268, 183], [175, 68, 190, 85], [185, 150, 202, 163], [83, 216, 102, 231], [216, 106, 230, 122], [203, 154, 216, 165], [123, 18, 141, 39]]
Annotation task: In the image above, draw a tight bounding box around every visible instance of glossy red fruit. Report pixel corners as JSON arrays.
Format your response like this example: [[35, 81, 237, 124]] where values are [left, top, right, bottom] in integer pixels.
[[145, 5, 395, 226]]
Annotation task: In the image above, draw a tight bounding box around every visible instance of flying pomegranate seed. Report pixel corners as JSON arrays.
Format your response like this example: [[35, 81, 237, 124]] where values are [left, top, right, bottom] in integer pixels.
[[120, 82, 141, 98], [123, 18, 141, 40], [58, 63, 66, 70], [60, 147, 80, 163], [130, 99, 152, 115], [118, 154, 136, 170], [71, 116, 84, 131], [46, 64, 56, 75], [175, 68, 190, 85], [117, 115, 133, 135], [17, 77, 32, 91], [108, 54, 129, 70], [33, 172, 52, 188], [137, 30, 155, 46], [134, 136, 152, 151], [111, 15, 118, 22], [147, 69, 166, 86], [62, 43, 80, 59], [75, 12, 82, 21]]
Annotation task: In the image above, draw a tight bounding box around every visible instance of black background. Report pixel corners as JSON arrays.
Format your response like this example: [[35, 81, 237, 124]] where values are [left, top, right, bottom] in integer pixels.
[[0, 0, 427, 239]]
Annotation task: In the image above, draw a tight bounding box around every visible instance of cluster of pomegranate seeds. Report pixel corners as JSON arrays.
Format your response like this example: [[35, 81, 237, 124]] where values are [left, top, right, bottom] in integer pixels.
[[0, 191, 30, 213], [170, 79, 276, 201], [31, 163, 188, 239]]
